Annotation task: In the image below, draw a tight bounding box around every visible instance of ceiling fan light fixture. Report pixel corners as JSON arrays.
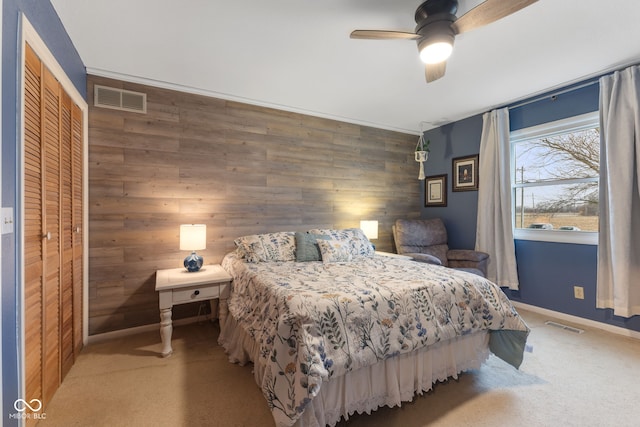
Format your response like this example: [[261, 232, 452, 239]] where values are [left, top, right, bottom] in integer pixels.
[[416, 17, 455, 65], [350, 0, 539, 82], [419, 41, 453, 64]]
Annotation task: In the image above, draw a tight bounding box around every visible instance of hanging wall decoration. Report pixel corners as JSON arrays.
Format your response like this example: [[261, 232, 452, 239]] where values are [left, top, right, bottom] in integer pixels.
[[415, 133, 430, 180]]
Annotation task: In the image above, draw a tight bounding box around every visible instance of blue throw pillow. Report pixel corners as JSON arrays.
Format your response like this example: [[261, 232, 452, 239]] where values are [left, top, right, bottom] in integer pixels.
[[295, 232, 331, 262]]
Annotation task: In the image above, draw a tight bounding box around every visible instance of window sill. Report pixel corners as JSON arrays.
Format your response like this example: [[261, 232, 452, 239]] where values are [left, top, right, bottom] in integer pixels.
[[513, 229, 598, 245]]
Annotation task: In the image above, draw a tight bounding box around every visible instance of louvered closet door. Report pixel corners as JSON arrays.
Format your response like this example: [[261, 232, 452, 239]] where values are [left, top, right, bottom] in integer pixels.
[[60, 93, 84, 375], [23, 42, 44, 408], [42, 62, 62, 404], [60, 90, 74, 379], [23, 41, 84, 418], [71, 103, 84, 358]]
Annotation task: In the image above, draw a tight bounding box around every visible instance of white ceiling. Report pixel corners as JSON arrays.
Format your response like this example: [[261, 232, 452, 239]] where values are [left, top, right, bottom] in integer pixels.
[[51, 0, 640, 134]]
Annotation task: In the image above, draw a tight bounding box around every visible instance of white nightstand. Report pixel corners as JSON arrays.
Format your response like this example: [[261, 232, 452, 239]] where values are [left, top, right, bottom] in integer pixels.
[[155, 265, 232, 357]]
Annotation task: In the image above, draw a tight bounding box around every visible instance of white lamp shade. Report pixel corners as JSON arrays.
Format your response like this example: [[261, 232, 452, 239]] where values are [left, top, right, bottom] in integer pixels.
[[360, 220, 379, 240], [419, 41, 453, 64], [180, 224, 207, 251]]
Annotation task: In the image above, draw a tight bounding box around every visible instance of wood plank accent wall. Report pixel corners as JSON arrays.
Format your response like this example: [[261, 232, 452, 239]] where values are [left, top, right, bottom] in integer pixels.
[[87, 75, 421, 334]]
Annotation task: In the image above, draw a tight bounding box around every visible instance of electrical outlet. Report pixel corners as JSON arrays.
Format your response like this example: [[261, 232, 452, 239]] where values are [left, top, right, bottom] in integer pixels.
[[574, 286, 584, 300]]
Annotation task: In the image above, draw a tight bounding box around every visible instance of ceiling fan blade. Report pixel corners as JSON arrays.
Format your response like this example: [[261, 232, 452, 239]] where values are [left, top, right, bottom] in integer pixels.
[[425, 62, 447, 83], [350, 30, 420, 40], [452, 0, 538, 35]]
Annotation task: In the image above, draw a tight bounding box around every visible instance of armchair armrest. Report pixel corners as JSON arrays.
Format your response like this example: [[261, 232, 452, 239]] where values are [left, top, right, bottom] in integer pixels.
[[447, 249, 489, 262], [404, 253, 443, 265], [447, 249, 489, 277]]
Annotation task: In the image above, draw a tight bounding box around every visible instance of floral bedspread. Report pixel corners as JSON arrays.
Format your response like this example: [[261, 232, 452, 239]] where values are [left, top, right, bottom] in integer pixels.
[[221, 252, 529, 427]]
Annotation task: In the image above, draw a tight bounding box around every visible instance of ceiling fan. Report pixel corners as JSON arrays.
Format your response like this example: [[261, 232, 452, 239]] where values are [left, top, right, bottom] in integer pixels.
[[350, 0, 538, 83]]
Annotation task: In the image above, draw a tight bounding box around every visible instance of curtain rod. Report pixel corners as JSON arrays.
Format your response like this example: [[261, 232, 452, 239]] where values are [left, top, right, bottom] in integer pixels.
[[504, 59, 640, 112], [507, 79, 599, 111]]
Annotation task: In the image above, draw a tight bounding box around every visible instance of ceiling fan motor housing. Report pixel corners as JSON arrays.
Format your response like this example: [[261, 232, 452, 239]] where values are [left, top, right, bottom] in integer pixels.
[[414, 0, 458, 21], [415, 14, 456, 60], [414, 0, 458, 61]]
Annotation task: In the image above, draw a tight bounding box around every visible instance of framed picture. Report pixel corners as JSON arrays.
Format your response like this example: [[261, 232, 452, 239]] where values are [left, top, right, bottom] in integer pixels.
[[425, 174, 447, 207], [452, 154, 479, 191]]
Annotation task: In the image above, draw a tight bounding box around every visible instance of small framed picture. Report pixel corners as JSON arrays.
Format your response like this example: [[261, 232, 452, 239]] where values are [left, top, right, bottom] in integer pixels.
[[452, 154, 479, 191], [425, 174, 447, 207]]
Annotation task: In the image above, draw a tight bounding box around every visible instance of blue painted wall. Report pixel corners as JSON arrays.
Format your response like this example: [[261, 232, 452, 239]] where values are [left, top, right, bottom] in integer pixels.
[[422, 78, 640, 334], [419, 113, 483, 250], [2, 0, 85, 422]]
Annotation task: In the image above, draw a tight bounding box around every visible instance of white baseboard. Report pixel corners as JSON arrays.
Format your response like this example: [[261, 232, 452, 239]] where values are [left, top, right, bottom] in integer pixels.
[[512, 302, 640, 340], [87, 314, 213, 345]]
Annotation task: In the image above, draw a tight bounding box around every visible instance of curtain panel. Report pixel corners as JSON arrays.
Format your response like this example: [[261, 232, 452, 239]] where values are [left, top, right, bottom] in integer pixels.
[[597, 65, 640, 318], [476, 108, 519, 289]]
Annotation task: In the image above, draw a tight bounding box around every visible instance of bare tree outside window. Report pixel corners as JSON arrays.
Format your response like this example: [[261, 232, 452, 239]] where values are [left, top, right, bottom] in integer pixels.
[[512, 115, 600, 233]]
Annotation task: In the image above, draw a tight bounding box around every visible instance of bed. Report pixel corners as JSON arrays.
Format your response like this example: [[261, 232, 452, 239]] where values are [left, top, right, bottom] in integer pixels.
[[218, 229, 529, 427]]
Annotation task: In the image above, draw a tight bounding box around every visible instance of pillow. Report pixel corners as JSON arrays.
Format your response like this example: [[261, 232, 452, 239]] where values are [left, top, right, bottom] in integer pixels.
[[308, 228, 375, 258], [233, 234, 264, 263], [317, 239, 354, 263], [234, 231, 296, 262], [295, 232, 331, 262]]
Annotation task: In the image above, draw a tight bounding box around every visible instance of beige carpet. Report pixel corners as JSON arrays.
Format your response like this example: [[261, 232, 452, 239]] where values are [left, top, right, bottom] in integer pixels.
[[38, 309, 640, 427]]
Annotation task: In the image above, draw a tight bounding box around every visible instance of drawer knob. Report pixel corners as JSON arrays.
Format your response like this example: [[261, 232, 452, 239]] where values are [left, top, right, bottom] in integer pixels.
[[194, 290, 200, 296]]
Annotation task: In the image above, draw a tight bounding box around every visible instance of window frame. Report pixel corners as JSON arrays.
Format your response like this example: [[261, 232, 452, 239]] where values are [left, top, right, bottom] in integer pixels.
[[510, 111, 599, 245]]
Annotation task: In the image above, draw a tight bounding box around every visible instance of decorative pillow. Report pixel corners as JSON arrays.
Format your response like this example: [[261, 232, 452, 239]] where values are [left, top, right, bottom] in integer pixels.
[[233, 234, 264, 263], [295, 232, 331, 262], [234, 231, 296, 262], [308, 228, 375, 258], [317, 239, 354, 263]]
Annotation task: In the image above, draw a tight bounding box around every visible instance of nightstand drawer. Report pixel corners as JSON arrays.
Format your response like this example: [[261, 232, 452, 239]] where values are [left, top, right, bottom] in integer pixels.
[[172, 285, 219, 304]]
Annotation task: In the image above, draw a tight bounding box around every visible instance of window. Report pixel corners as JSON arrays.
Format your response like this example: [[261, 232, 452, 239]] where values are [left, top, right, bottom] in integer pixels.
[[511, 112, 599, 244]]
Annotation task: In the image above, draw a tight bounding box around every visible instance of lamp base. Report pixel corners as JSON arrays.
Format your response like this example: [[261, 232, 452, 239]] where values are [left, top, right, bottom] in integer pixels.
[[184, 251, 203, 272]]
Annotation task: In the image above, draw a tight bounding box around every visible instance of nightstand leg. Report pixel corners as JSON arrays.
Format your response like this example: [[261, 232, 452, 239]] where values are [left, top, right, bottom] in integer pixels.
[[209, 299, 219, 320], [219, 298, 228, 331], [160, 307, 173, 357]]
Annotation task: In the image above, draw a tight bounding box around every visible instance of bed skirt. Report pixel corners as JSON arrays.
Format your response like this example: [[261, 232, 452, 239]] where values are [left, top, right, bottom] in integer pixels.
[[219, 311, 490, 427]]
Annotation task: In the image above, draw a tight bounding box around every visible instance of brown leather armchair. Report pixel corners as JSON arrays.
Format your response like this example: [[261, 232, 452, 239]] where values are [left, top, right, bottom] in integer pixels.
[[392, 218, 489, 277]]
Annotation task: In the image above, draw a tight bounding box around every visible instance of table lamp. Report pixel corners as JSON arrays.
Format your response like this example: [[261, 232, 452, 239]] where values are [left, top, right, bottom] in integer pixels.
[[360, 220, 378, 249], [180, 224, 206, 272]]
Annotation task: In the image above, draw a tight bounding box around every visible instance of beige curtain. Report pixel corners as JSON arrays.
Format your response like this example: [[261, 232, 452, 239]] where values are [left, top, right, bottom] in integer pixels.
[[597, 65, 640, 317], [475, 108, 519, 289]]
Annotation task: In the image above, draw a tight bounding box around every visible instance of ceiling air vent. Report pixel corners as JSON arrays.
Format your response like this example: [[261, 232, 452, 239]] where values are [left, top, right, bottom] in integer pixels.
[[94, 85, 147, 113]]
